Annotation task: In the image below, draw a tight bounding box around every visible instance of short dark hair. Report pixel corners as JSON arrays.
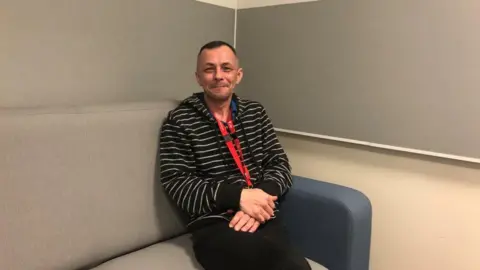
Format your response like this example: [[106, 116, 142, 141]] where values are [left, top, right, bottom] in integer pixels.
[[198, 40, 237, 56]]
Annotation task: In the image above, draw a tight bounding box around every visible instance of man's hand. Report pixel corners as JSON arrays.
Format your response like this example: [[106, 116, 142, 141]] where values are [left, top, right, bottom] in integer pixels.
[[239, 188, 277, 223], [229, 211, 261, 233]]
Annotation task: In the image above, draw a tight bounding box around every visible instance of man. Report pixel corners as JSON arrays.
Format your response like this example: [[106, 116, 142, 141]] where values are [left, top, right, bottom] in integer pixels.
[[159, 41, 310, 270]]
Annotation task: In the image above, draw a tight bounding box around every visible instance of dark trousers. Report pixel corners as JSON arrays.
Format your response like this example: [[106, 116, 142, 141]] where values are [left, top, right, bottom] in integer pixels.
[[191, 215, 311, 270]]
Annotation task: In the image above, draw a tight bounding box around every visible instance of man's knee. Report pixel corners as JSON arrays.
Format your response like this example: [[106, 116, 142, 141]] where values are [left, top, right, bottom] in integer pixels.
[[272, 246, 311, 270]]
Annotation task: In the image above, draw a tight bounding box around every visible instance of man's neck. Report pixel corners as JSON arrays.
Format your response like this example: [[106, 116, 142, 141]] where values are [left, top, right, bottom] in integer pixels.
[[204, 95, 232, 122]]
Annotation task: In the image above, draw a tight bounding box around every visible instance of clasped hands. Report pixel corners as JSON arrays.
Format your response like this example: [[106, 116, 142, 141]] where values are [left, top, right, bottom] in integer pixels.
[[228, 188, 277, 233]]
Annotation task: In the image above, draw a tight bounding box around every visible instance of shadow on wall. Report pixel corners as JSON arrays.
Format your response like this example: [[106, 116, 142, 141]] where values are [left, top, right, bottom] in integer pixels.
[[279, 132, 480, 183]]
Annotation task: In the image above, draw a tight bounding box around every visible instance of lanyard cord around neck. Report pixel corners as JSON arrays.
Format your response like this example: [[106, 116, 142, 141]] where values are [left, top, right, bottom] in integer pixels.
[[214, 111, 253, 188]]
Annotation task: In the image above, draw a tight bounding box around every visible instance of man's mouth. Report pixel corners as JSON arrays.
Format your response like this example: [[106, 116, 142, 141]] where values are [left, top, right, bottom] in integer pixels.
[[211, 85, 229, 89]]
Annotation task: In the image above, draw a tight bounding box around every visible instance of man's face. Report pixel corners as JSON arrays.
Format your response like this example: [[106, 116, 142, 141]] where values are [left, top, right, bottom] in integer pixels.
[[195, 45, 243, 102]]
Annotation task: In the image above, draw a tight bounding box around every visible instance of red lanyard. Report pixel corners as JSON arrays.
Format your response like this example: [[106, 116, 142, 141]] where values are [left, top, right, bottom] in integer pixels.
[[215, 112, 252, 187]]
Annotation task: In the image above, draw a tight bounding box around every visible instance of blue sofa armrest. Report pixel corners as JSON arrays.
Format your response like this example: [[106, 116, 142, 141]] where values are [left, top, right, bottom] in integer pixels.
[[281, 176, 372, 270]]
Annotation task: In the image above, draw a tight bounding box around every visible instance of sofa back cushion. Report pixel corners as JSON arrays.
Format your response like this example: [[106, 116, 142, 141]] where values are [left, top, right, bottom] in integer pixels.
[[0, 101, 187, 270]]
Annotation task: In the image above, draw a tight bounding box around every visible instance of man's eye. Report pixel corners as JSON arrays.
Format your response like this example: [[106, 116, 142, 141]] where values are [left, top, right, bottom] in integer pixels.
[[223, 67, 232, 72], [204, 68, 214, 72]]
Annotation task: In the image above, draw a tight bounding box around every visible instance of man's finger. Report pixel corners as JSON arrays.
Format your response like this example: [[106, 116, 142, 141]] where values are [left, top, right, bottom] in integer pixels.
[[241, 217, 255, 232], [229, 211, 244, 228], [271, 196, 278, 201], [268, 199, 275, 210], [256, 208, 271, 222], [249, 221, 260, 233], [234, 213, 251, 231], [263, 204, 274, 217], [263, 208, 272, 221], [253, 208, 266, 223]]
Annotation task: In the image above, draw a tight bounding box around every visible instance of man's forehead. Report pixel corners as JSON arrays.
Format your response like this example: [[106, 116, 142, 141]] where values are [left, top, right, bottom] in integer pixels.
[[197, 46, 238, 66], [202, 60, 236, 66]]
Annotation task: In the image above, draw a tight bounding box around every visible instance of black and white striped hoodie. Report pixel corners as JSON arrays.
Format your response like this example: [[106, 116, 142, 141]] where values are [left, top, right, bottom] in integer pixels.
[[158, 92, 292, 230]]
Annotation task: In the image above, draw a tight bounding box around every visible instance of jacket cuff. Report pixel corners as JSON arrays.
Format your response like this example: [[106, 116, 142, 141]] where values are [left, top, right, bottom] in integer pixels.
[[256, 181, 281, 197], [216, 183, 243, 211]]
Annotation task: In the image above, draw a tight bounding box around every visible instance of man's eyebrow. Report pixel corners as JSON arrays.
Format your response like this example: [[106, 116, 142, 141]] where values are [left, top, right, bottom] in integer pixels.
[[202, 62, 235, 67]]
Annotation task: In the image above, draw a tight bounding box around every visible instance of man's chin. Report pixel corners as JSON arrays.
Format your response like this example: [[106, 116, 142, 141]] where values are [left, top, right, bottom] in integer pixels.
[[209, 86, 230, 92], [205, 89, 233, 102]]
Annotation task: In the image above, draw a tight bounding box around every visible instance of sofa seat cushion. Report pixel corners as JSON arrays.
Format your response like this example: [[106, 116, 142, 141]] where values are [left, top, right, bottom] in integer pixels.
[[91, 234, 327, 270], [92, 234, 202, 270]]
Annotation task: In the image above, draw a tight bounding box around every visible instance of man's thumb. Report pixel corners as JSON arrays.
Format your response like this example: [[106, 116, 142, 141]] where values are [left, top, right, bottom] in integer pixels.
[[271, 196, 278, 201]]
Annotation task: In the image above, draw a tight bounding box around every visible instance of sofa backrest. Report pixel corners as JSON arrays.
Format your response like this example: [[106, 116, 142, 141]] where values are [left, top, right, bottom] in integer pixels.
[[0, 101, 187, 270]]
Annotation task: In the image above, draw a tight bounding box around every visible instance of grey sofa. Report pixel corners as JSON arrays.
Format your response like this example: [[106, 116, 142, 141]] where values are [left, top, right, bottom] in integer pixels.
[[0, 101, 372, 270]]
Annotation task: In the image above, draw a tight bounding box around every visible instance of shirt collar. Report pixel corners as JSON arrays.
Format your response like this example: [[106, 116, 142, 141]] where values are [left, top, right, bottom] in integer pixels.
[[230, 98, 237, 117], [201, 93, 237, 121]]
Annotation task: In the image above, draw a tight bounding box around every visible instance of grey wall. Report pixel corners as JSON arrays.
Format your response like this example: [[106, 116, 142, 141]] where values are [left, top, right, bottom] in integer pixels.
[[236, 0, 480, 160], [0, 0, 234, 108]]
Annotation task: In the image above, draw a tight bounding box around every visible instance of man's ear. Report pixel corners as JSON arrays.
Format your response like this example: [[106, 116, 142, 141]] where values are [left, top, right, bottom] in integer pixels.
[[235, 68, 244, 85]]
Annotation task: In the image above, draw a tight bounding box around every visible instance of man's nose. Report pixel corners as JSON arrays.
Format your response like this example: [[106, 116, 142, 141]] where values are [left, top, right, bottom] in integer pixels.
[[214, 69, 224, 80]]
